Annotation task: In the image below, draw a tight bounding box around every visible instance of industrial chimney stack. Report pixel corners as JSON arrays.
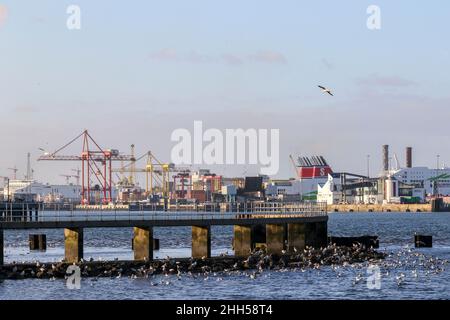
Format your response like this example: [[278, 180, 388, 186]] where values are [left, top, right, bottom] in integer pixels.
[[382, 145, 389, 172], [406, 147, 412, 168]]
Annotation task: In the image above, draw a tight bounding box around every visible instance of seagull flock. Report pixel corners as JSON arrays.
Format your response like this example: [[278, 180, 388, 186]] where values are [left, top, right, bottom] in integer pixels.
[[4, 243, 447, 295]]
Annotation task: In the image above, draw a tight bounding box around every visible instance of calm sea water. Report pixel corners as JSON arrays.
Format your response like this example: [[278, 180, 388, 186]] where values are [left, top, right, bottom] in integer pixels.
[[1, 212, 449, 300]]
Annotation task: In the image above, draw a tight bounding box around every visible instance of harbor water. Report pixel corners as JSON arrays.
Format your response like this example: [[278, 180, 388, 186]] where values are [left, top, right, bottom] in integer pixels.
[[1, 212, 449, 300]]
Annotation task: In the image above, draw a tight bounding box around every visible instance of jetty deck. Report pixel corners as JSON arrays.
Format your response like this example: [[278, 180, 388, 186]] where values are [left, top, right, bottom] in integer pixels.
[[0, 202, 328, 265]]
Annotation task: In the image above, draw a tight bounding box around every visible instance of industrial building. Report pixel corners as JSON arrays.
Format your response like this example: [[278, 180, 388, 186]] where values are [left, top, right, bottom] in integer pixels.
[[316, 146, 430, 205], [2, 179, 82, 203], [383, 145, 447, 201], [317, 173, 379, 205], [3, 129, 447, 207]]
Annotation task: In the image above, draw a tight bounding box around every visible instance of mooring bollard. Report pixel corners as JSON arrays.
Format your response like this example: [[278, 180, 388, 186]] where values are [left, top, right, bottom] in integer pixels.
[[29, 234, 47, 251], [414, 234, 432, 248]]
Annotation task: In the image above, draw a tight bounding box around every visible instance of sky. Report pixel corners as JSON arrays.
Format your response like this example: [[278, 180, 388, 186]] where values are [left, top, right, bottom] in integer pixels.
[[0, 1, 450, 185]]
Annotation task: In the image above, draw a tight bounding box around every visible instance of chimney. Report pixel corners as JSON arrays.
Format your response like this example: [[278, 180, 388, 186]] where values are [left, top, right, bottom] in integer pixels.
[[406, 147, 412, 168], [383, 145, 389, 172]]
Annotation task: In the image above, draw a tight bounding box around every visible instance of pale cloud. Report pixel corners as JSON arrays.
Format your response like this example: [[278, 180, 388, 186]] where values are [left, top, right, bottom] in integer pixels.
[[0, 5, 8, 27], [356, 74, 417, 87], [148, 49, 287, 65], [149, 48, 178, 61], [31, 16, 47, 24], [185, 51, 214, 63], [221, 54, 244, 66], [248, 51, 287, 64], [13, 105, 39, 113], [321, 58, 334, 70]]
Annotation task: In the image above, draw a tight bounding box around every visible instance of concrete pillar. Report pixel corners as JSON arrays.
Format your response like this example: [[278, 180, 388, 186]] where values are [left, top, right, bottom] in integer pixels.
[[305, 222, 328, 248], [133, 227, 153, 261], [251, 224, 266, 244], [0, 229, 4, 266], [287, 223, 306, 253], [305, 222, 317, 248], [64, 228, 83, 263], [192, 225, 211, 258], [234, 225, 252, 257], [316, 221, 328, 248], [266, 224, 284, 254]]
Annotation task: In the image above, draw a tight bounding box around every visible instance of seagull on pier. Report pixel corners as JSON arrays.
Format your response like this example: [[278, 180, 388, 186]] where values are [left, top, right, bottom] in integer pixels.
[[318, 85, 333, 96]]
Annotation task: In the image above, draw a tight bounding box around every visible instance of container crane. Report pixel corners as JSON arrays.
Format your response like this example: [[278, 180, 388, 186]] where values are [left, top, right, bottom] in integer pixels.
[[60, 174, 79, 185], [37, 130, 133, 204], [71, 168, 81, 185], [7, 166, 18, 180], [112, 151, 190, 197]]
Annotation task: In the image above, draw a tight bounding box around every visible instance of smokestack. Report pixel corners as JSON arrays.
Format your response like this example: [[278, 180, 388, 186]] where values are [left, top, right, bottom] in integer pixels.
[[406, 147, 412, 168], [383, 145, 389, 172]]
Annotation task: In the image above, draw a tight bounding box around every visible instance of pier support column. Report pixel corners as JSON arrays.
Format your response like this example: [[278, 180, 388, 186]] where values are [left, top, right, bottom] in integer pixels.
[[305, 222, 317, 248], [192, 225, 211, 258], [133, 227, 153, 261], [64, 228, 83, 263], [233, 225, 252, 257], [305, 221, 328, 249], [316, 221, 328, 248], [0, 229, 4, 266], [287, 223, 306, 253], [266, 224, 284, 254]]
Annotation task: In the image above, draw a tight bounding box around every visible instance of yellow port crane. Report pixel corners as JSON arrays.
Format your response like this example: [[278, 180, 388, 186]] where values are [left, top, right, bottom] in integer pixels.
[[112, 150, 190, 198]]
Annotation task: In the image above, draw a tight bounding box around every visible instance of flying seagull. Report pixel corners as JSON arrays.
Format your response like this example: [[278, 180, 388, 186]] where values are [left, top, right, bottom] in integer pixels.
[[318, 85, 333, 96]]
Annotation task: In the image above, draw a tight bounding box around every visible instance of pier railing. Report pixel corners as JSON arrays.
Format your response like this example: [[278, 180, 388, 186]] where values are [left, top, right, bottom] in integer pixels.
[[0, 202, 327, 224], [32, 201, 327, 213]]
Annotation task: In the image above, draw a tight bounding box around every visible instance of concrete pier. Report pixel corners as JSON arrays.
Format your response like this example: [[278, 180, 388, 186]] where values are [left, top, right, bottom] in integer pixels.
[[0, 204, 328, 263], [266, 224, 284, 254], [233, 225, 252, 257], [64, 228, 83, 263], [192, 225, 211, 258], [287, 223, 306, 253], [133, 227, 153, 261]]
